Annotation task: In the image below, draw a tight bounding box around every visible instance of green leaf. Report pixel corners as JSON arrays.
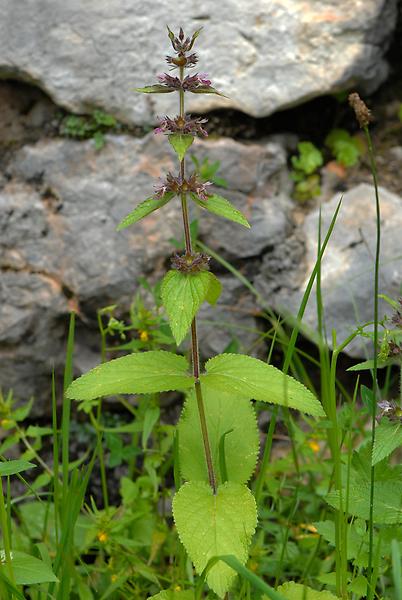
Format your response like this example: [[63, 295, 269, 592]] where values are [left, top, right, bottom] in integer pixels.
[[117, 193, 174, 231], [205, 273, 222, 305], [347, 358, 395, 371], [213, 556, 286, 600], [135, 85, 175, 94], [326, 476, 402, 524], [325, 129, 361, 167], [273, 582, 338, 600], [148, 591, 194, 600], [173, 481, 257, 598], [314, 520, 368, 567], [189, 86, 226, 97], [178, 388, 259, 485], [66, 351, 195, 400], [378, 293, 400, 310], [26, 426, 53, 437], [372, 419, 402, 465], [168, 134, 194, 161], [142, 405, 160, 448], [291, 142, 323, 175], [161, 270, 221, 345], [200, 354, 325, 417], [0, 460, 36, 477], [348, 575, 369, 598], [8, 551, 58, 585], [191, 194, 250, 228]]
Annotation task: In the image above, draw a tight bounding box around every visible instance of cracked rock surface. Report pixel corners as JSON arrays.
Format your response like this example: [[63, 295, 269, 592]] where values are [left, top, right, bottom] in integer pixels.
[[0, 0, 397, 124], [255, 183, 402, 357], [0, 133, 292, 407]]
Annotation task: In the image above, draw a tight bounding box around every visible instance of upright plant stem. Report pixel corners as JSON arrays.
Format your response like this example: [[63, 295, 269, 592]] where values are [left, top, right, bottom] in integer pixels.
[[364, 124, 381, 599], [178, 68, 217, 493]]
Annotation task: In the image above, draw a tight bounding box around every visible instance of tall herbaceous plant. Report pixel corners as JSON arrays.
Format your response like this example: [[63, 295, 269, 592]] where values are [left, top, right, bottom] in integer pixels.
[[66, 27, 324, 598]]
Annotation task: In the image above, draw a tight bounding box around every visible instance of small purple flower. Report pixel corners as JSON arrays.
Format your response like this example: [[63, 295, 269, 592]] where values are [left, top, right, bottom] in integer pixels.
[[198, 73, 211, 86], [186, 172, 212, 200], [156, 73, 215, 93], [182, 73, 213, 91], [154, 172, 181, 198], [391, 299, 402, 328], [153, 172, 212, 201], [377, 399, 402, 422], [388, 341, 402, 357], [154, 115, 208, 137], [157, 73, 182, 90]]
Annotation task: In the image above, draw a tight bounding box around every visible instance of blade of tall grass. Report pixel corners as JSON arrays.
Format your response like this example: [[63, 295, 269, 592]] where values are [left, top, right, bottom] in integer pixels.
[[52, 369, 60, 547], [391, 539, 401, 600], [62, 312, 76, 510], [254, 198, 343, 504]]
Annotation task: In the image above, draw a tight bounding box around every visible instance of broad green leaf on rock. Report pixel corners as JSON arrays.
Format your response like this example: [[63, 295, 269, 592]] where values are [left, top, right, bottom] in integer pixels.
[[148, 591, 194, 600], [273, 582, 338, 600], [66, 351, 194, 400], [372, 419, 402, 465], [9, 551, 58, 585], [0, 460, 36, 477], [191, 194, 250, 228], [168, 134, 194, 161], [161, 270, 222, 345], [173, 481, 257, 598], [135, 85, 175, 93], [117, 193, 174, 231], [200, 354, 324, 417], [178, 388, 259, 484]]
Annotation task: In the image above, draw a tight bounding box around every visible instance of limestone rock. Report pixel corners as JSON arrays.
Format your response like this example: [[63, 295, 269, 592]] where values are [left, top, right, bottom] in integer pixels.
[[1, 133, 289, 406], [0, 1, 396, 124], [256, 183, 402, 357]]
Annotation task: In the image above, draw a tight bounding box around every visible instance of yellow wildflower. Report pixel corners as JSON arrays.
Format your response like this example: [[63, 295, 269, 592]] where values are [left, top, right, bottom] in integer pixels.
[[308, 440, 320, 453], [97, 531, 108, 543], [139, 330, 149, 342]]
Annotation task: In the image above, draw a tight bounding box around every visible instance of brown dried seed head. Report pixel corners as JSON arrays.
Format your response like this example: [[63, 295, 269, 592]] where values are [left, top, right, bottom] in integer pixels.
[[348, 92, 373, 128]]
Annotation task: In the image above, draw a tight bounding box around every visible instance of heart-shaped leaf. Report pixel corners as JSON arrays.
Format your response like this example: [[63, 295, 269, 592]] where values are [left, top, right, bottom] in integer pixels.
[[173, 481, 257, 597]]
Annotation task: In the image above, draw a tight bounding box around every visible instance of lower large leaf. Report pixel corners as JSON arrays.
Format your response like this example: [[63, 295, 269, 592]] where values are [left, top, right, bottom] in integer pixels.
[[148, 591, 194, 600], [271, 582, 338, 600], [173, 481, 257, 598], [66, 351, 194, 400], [200, 354, 324, 417], [178, 388, 259, 484]]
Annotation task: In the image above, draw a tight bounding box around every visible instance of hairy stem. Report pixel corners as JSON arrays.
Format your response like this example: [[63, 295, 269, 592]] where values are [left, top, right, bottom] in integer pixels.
[[178, 67, 217, 494]]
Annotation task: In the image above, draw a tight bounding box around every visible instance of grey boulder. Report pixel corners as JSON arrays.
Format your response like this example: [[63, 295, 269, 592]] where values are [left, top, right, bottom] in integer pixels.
[[256, 183, 402, 357], [0, 0, 397, 124]]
